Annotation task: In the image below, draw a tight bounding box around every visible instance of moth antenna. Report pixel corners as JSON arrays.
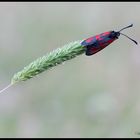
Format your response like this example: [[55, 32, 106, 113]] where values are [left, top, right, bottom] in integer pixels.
[[118, 24, 133, 32], [117, 24, 138, 45], [120, 32, 138, 45]]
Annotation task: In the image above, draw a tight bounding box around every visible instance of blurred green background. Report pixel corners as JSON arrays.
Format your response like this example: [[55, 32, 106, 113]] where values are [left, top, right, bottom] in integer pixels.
[[0, 2, 140, 138]]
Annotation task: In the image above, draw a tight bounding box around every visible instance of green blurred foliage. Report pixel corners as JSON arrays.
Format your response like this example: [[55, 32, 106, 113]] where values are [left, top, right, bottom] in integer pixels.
[[0, 2, 140, 138]]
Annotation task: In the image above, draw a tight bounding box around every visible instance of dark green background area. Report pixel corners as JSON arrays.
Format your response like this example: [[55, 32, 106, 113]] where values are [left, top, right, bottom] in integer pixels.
[[0, 2, 140, 138]]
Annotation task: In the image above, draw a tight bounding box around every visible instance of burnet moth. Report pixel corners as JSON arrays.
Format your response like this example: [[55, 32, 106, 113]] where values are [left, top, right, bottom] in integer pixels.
[[81, 24, 138, 56]]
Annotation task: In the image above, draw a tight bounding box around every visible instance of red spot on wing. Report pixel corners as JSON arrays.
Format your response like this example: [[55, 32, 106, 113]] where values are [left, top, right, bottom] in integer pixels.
[[107, 38, 115, 44], [96, 35, 102, 40], [99, 38, 116, 48], [96, 31, 110, 41], [102, 31, 110, 36], [85, 37, 94, 43], [88, 47, 98, 54]]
